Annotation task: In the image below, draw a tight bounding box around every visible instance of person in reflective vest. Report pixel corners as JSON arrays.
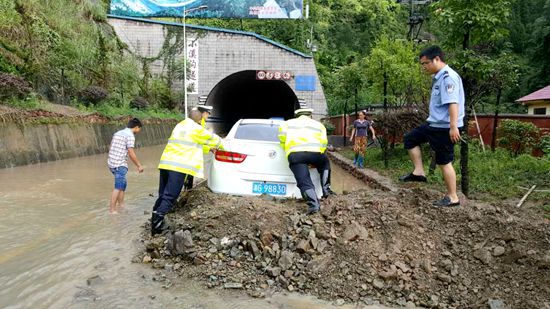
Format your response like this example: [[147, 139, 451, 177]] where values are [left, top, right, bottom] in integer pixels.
[[278, 108, 336, 215], [198, 105, 214, 183], [183, 105, 215, 190], [151, 109, 223, 236]]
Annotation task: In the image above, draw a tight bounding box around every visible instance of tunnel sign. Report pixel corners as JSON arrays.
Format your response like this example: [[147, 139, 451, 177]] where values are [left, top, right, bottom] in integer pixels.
[[186, 38, 199, 94], [295, 75, 316, 91], [256, 70, 293, 80]]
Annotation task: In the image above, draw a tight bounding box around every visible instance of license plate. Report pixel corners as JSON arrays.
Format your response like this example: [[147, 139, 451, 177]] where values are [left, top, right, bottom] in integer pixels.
[[252, 182, 287, 195]]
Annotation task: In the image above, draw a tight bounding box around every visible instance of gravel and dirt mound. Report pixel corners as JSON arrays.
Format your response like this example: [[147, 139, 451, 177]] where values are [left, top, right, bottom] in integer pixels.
[[138, 184, 550, 308]]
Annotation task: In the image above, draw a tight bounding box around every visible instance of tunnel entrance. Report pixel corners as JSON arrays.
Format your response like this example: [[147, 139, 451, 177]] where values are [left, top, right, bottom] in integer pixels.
[[206, 70, 299, 134]]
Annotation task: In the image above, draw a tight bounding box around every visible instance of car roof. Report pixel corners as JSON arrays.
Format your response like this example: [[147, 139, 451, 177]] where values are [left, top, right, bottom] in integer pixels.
[[238, 118, 284, 125]]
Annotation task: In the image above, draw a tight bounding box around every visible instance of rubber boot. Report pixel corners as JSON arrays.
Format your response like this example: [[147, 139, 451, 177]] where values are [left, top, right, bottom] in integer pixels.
[[321, 170, 337, 198], [151, 212, 165, 236], [302, 189, 321, 215]]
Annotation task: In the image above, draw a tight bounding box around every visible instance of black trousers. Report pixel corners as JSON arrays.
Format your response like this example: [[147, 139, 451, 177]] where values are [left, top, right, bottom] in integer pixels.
[[153, 169, 192, 216], [404, 123, 463, 165], [288, 152, 330, 192]]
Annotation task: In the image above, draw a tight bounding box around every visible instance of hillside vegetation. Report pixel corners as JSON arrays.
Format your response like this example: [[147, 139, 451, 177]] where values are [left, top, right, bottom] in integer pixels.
[[1, 0, 549, 116], [0, 0, 179, 115]]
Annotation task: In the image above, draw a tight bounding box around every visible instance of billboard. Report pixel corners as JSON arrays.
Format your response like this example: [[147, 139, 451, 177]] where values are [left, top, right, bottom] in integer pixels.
[[110, 0, 303, 19]]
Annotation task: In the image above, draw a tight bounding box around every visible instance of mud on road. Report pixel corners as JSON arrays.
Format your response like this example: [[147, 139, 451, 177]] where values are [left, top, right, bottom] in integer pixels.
[[137, 180, 550, 308]]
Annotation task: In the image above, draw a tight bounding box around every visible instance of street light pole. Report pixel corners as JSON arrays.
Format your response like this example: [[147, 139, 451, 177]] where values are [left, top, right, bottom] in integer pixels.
[[183, 5, 187, 118], [182, 5, 208, 118]]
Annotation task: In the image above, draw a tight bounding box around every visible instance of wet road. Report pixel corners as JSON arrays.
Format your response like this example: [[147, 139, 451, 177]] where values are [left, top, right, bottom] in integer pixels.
[[0, 145, 381, 309]]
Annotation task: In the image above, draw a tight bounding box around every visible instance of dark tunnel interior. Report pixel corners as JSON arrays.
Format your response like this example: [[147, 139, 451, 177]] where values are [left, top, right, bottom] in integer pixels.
[[206, 70, 299, 134]]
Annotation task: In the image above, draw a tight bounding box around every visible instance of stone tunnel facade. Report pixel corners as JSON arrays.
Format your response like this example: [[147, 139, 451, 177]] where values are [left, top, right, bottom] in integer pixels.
[[108, 16, 327, 131]]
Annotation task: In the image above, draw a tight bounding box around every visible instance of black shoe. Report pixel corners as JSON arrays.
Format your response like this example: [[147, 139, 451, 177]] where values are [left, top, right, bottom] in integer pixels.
[[302, 189, 320, 215], [399, 173, 427, 182], [306, 207, 320, 215], [151, 212, 165, 236], [432, 196, 460, 207], [322, 189, 337, 199], [321, 170, 337, 198]]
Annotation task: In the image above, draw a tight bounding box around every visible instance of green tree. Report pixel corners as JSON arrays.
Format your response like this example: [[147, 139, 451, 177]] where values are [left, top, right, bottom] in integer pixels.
[[485, 53, 520, 150], [363, 37, 429, 106], [529, 0, 550, 90], [507, 0, 545, 54], [431, 0, 512, 50], [332, 61, 365, 116]]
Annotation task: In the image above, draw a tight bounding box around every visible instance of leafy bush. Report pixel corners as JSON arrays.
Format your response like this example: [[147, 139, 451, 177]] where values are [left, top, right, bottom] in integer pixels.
[[78, 86, 108, 106], [323, 121, 336, 135], [150, 79, 177, 110], [130, 96, 149, 110], [498, 119, 540, 156], [0, 72, 32, 100], [540, 135, 550, 158]]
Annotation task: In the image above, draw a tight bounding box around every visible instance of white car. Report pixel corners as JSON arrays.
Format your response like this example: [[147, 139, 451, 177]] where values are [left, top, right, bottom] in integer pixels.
[[207, 119, 323, 198]]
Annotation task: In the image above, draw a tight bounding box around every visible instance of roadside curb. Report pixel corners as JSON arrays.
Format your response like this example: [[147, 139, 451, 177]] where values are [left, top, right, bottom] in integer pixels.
[[326, 151, 399, 192]]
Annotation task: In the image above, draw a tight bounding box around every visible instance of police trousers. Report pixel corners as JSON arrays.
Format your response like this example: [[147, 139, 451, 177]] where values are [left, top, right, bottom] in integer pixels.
[[288, 152, 330, 192], [153, 169, 192, 216]]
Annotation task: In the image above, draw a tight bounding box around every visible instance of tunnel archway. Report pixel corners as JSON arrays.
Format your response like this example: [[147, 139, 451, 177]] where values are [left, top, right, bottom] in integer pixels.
[[206, 70, 299, 134]]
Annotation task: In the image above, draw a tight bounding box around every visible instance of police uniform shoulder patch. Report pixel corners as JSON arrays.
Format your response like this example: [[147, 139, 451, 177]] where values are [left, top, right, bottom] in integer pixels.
[[446, 82, 455, 94]]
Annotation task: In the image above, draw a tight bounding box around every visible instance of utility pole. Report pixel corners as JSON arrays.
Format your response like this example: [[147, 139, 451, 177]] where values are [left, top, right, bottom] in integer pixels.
[[491, 87, 502, 151], [343, 98, 348, 146], [383, 71, 388, 168]]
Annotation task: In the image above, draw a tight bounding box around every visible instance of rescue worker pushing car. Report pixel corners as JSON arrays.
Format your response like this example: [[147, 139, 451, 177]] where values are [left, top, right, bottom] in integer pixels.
[[278, 108, 336, 215], [151, 108, 223, 236], [183, 105, 214, 190]]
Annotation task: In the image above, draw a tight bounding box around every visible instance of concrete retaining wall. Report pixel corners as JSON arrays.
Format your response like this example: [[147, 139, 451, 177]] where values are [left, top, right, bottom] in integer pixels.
[[0, 122, 174, 169]]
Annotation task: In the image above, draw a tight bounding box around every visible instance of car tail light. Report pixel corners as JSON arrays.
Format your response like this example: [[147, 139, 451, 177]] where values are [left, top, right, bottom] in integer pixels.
[[215, 150, 247, 163]]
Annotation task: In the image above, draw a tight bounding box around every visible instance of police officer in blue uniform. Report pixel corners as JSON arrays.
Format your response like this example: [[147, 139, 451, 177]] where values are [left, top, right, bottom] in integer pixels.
[[400, 45, 465, 207]]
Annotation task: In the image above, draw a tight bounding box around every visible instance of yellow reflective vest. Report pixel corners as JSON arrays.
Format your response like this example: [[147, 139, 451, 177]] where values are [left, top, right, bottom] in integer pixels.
[[201, 118, 211, 154], [278, 115, 328, 157], [158, 118, 223, 178]]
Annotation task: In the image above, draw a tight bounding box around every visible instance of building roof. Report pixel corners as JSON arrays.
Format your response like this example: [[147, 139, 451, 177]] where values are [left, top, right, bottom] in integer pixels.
[[107, 14, 312, 59], [516, 85, 550, 103]]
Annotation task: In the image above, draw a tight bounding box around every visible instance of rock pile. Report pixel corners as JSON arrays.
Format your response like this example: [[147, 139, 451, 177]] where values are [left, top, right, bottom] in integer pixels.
[[137, 186, 550, 308]]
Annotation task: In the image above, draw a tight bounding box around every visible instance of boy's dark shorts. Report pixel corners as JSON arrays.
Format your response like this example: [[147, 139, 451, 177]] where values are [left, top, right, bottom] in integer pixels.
[[404, 123, 461, 165]]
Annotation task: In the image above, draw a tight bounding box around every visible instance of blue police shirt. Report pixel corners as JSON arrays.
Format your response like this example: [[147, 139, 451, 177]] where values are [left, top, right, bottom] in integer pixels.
[[427, 65, 465, 128]]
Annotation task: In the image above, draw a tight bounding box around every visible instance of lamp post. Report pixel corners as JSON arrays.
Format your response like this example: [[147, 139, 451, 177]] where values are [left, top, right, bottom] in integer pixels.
[[183, 5, 208, 118]]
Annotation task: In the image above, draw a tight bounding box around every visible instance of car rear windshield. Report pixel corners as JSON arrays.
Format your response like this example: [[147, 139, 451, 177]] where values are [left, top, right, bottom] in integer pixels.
[[234, 123, 280, 142]]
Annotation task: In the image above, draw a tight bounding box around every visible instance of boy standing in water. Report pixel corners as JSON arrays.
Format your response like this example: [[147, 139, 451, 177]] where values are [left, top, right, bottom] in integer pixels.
[[107, 118, 144, 214]]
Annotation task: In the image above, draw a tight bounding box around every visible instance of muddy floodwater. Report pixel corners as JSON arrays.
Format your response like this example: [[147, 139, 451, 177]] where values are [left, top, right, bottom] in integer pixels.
[[0, 146, 377, 309]]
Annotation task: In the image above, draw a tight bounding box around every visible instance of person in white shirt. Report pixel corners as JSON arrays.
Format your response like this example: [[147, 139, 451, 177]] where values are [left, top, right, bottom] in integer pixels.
[[107, 118, 144, 214]]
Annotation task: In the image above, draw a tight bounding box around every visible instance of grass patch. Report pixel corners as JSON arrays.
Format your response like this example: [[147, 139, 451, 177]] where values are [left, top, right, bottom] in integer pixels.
[[4, 96, 44, 109], [78, 103, 181, 120], [342, 144, 550, 202], [2, 98, 181, 121]]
